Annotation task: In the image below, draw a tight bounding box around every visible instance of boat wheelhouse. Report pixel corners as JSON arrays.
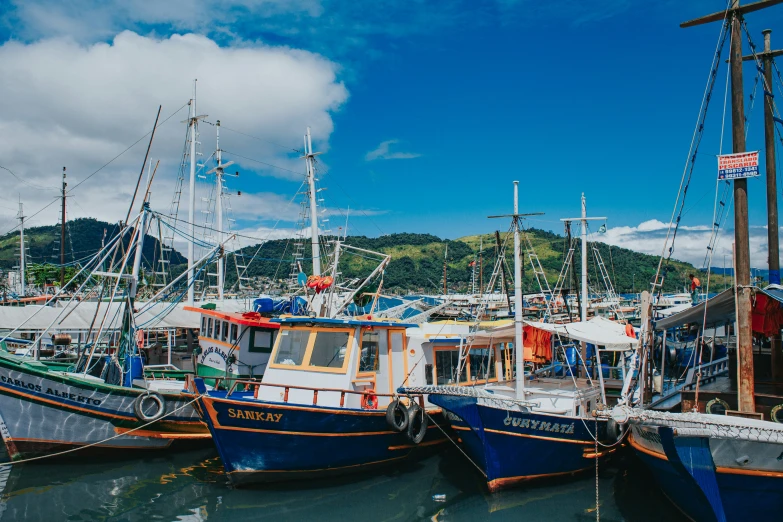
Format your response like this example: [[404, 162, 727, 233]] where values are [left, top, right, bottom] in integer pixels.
[[186, 307, 279, 384], [191, 315, 446, 485]]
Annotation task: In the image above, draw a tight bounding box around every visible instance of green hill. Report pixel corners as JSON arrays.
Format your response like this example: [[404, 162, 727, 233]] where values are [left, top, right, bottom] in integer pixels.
[[0, 217, 186, 272], [222, 229, 727, 294], [0, 218, 725, 294]]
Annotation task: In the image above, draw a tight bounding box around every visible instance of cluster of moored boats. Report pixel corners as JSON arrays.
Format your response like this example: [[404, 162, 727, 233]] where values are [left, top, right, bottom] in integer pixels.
[[2, 3, 783, 521]]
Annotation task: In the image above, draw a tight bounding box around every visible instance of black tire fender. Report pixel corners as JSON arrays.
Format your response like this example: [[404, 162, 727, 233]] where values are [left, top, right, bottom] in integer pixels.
[[406, 402, 427, 444], [133, 392, 166, 423], [386, 399, 409, 432]]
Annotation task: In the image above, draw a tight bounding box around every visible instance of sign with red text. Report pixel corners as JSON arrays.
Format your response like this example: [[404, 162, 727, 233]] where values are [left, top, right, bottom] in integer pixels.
[[718, 151, 759, 180]]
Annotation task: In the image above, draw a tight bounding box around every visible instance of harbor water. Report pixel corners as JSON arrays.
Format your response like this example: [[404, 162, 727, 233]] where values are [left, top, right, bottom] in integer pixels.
[[0, 447, 687, 521]]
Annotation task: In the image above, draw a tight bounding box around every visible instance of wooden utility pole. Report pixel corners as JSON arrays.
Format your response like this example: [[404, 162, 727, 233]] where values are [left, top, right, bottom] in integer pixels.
[[60, 167, 67, 288], [740, 29, 783, 380], [682, 0, 783, 411]]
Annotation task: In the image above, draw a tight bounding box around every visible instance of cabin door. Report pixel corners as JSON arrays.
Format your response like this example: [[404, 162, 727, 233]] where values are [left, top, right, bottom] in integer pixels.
[[389, 331, 405, 392]]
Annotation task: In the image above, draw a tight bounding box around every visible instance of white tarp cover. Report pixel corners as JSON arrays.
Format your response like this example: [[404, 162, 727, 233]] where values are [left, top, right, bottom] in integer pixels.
[[474, 316, 637, 351], [0, 301, 200, 332]]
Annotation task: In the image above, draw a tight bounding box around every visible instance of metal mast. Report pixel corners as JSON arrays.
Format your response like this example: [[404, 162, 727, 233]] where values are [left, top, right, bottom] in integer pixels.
[[17, 198, 25, 296], [207, 120, 236, 301], [304, 127, 321, 276], [513, 181, 525, 400], [187, 83, 197, 305], [561, 194, 605, 322], [60, 167, 67, 288]]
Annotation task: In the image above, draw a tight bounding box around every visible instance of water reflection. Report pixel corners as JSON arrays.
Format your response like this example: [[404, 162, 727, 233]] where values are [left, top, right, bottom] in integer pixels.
[[0, 447, 687, 521]]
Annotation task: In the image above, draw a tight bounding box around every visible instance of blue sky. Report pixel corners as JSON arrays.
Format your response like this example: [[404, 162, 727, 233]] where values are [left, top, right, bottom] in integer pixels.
[[1, 0, 783, 267]]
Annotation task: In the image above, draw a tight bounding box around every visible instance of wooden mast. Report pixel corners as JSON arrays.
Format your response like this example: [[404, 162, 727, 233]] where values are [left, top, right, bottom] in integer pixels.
[[681, 0, 783, 412], [739, 29, 783, 379]]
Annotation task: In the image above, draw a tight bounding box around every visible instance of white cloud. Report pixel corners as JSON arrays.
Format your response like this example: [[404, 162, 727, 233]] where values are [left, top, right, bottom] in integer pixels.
[[599, 219, 775, 269], [0, 31, 349, 243], [364, 139, 421, 161], [3, 0, 323, 43]]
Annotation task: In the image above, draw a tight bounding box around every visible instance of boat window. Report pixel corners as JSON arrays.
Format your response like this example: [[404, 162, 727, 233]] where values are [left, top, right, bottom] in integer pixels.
[[230, 324, 238, 344], [309, 331, 350, 369], [201, 317, 207, 336], [250, 328, 275, 353], [222, 321, 229, 342], [207, 318, 213, 338], [273, 330, 309, 366], [213, 320, 220, 339], [359, 330, 382, 373], [469, 347, 496, 381], [436, 349, 466, 385]]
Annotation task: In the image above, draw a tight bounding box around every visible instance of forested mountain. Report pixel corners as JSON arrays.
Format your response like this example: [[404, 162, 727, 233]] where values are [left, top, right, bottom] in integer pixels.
[[0, 218, 185, 270], [0, 218, 726, 293]]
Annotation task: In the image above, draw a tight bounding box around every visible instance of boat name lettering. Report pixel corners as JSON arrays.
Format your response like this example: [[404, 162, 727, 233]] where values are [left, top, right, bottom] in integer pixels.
[[200, 346, 234, 373], [227, 408, 282, 422], [0, 375, 102, 405], [503, 415, 575, 435]]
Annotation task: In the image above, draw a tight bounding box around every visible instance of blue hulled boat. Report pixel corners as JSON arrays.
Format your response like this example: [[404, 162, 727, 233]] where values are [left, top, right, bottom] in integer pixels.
[[401, 183, 620, 491], [191, 316, 446, 485]]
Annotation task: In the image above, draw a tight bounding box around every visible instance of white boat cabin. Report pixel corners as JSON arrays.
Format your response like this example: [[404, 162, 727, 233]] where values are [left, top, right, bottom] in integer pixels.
[[186, 307, 280, 382], [256, 316, 421, 409]]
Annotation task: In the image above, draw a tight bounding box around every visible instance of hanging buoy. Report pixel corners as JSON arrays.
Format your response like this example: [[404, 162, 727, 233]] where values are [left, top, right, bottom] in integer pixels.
[[133, 392, 166, 422], [406, 402, 428, 444], [385, 399, 409, 432], [135, 329, 145, 349]]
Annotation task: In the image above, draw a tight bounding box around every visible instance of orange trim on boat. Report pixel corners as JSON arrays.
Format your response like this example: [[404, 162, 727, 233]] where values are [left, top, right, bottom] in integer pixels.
[[488, 467, 593, 491], [483, 427, 593, 445], [629, 433, 783, 479], [0, 384, 136, 421], [387, 439, 446, 451], [10, 437, 173, 450], [113, 428, 211, 439]]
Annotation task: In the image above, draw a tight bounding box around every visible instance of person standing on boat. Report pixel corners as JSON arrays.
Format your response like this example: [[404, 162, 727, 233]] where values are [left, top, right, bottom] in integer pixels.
[[689, 274, 701, 305]]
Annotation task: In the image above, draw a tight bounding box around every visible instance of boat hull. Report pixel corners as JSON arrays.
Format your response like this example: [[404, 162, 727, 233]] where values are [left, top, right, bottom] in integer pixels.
[[429, 394, 611, 491], [196, 392, 446, 486], [0, 355, 209, 460], [629, 424, 783, 521]]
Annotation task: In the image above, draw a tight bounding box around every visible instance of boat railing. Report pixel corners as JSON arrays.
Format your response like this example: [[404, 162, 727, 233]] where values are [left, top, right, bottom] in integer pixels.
[[682, 356, 729, 390], [224, 378, 425, 408]]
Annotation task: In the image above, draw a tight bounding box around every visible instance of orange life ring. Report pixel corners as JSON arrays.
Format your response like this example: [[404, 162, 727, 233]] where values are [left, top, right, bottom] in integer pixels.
[[135, 329, 145, 349], [361, 389, 378, 410]]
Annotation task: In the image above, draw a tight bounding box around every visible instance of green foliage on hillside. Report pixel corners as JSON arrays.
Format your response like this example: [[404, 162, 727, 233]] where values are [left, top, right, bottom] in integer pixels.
[[0, 218, 186, 271], [0, 218, 724, 294], [221, 229, 723, 294]]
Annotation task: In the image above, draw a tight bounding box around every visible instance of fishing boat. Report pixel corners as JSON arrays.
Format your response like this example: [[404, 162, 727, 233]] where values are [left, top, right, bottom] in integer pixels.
[[597, 3, 783, 520], [400, 183, 620, 491], [189, 315, 446, 485], [0, 202, 217, 460], [186, 306, 280, 385]]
